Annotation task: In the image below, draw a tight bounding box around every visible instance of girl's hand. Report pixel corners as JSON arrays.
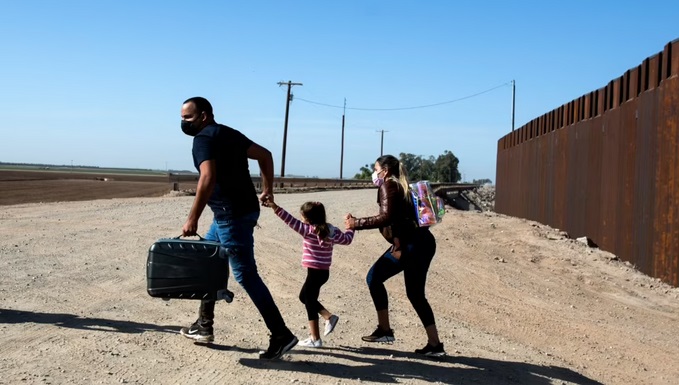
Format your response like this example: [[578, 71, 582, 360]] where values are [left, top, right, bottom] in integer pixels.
[[262, 196, 278, 210]]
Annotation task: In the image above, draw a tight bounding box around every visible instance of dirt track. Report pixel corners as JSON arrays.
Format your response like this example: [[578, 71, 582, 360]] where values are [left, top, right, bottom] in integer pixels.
[[0, 170, 177, 205], [1, 189, 678, 385]]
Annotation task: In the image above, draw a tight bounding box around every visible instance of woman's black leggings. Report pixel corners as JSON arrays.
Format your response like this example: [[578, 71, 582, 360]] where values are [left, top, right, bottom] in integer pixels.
[[366, 228, 437, 327], [299, 268, 330, 321]]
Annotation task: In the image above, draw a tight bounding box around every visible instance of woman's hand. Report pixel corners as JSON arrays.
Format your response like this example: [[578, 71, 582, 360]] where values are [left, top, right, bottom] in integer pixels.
[[391, 238, 402, 259], [391, 249, 402, 259]]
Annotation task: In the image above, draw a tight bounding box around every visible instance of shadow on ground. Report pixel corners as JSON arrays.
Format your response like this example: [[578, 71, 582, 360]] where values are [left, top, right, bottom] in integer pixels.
[[0, 308, 175, 334], [239, 345, 603, 385]]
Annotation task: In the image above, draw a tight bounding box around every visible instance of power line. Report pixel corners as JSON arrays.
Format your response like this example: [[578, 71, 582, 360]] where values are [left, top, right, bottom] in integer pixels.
[[295, 82, 511, 111]]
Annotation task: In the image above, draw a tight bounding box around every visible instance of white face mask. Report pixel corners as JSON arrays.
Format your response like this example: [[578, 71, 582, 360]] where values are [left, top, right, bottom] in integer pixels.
[[371, 170, 384, 187]]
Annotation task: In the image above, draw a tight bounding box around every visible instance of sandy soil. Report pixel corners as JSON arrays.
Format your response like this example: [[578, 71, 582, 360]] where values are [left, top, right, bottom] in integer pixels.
[[0, 170, 174, 205], [1, 189, 678, 385]]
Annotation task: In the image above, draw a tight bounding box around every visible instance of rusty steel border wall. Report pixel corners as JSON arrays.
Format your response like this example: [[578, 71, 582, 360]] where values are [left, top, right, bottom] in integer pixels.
[[495, 39, 679, 287]]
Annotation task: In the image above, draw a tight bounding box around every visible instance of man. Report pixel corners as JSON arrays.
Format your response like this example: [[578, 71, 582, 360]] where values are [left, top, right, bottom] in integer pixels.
[[178, 96, 298, 360]]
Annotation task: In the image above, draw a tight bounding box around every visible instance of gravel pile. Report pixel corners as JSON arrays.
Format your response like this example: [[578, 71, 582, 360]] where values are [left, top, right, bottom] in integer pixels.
[[461, 184, 496, 211]]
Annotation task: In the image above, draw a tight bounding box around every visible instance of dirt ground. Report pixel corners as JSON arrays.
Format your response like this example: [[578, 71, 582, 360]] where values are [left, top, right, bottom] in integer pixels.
[[0, 170, 174, 205], [1, 189, 678, 385]]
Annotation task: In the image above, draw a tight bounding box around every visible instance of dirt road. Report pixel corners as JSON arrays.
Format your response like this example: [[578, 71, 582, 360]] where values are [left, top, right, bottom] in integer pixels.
[[1, 189, 678, 384]]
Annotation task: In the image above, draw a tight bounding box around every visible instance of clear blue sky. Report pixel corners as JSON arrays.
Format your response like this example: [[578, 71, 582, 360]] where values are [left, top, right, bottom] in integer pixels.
[[2, 1, 677, 182]]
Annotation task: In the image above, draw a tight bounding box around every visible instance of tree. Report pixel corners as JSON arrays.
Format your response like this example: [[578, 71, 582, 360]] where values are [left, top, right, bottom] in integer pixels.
[[398, 153, 426, 181], [356, 150, 461, 182], [418, 156, 436, 181], [433, 150, 460, 183], [353, 164, 373, 179], [472, 178, 493, 185]]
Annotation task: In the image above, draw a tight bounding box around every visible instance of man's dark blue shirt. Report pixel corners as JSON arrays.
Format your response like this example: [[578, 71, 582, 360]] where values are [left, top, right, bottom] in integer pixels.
[[192, 124, 260, 220]]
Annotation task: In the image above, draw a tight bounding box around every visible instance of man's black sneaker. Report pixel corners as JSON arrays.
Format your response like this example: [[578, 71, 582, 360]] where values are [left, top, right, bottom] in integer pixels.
[[258, 333, 298, 360], [361, 326, 395, 343], [180, 320, 214, 343], [415, 342, 446, 357]]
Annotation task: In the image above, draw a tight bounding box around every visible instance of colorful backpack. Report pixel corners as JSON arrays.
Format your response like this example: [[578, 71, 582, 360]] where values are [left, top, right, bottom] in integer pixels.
[[409, 180, 446, 227]]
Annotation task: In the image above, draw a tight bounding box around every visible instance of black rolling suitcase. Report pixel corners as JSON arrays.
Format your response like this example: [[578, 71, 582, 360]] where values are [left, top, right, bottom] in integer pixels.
[[146, 236, 234, 301]]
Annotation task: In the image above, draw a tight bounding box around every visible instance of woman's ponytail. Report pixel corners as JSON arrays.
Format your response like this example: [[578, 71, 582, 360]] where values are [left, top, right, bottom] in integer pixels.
[[398, 162, 411, 201]]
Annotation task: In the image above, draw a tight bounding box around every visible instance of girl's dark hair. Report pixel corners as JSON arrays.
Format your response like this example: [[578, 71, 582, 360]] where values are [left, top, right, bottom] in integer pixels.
[[376, 154, 410, 200], [300, 201, 330, 239]]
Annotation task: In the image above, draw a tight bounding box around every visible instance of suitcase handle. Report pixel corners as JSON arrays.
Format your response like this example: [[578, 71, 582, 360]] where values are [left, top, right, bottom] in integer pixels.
[[173, 234, 207, 241]]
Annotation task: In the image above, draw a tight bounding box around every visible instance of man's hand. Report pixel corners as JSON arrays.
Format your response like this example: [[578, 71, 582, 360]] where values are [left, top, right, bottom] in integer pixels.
[[248, 142, 275, 206], [182, 218, 198, 236], [260, 191, 273, 205]]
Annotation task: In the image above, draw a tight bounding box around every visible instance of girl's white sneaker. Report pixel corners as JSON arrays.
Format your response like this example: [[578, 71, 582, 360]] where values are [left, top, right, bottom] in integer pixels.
[[297, 337, 322, 348]]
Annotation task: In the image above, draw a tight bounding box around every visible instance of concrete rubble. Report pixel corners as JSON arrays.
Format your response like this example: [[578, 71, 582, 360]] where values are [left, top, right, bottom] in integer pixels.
[[445, 184, 496, 212]]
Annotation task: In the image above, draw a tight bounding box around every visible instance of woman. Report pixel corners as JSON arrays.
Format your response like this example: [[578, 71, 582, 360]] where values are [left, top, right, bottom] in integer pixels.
[[345, 155, 445, 356]]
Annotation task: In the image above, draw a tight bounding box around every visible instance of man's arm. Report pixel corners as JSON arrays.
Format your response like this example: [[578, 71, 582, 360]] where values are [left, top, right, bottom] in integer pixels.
[[182, 159, 216, 236], [247, 142, 274, 203]]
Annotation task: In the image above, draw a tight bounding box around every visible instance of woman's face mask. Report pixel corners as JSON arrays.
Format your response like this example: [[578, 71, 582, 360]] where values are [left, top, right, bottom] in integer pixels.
[[371, 169, 384, 187]]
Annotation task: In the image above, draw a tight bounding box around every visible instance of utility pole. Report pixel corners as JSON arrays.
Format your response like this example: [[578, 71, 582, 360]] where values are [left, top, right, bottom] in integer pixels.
[[376, 129, 388, 156], [511, 79, 516, 132], [277, 80, 303, 178], [340, 98, 346, 179]]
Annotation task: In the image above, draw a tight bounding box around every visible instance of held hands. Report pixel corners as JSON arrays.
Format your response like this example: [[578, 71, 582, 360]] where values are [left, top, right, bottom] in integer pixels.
[[258, 190, 272, 204], [344, 213, 356, 230], [261, 193, 278, 210]]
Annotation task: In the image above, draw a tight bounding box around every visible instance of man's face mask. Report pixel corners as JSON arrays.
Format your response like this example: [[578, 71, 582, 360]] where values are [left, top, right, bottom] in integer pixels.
[[181, 110, 204, 136], [181, 119, 201, 136]]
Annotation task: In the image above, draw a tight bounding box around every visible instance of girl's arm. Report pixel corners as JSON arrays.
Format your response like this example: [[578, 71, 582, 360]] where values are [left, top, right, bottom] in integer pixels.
[[332, 226, 355, 245], [274, 207, 311, 236]]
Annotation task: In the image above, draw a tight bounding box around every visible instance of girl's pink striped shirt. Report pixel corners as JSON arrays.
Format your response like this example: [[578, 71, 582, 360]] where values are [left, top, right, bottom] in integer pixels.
[[274, 207, 355, 270]]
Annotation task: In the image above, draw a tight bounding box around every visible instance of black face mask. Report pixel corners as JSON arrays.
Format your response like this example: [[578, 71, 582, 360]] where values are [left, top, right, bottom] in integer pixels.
[[181, 120, 201, 136]]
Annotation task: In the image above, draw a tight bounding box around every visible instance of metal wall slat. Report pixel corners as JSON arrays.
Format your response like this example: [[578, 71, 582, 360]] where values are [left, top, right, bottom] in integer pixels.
[[495, 39, 679, 286]]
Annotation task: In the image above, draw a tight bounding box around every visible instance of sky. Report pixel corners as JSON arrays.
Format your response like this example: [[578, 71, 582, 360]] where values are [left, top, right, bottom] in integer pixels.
[[1, 1, 678, 182]]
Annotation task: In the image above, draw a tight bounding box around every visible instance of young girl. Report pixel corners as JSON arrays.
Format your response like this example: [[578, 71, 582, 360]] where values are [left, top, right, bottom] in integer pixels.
[[264, 197, 355, 347]]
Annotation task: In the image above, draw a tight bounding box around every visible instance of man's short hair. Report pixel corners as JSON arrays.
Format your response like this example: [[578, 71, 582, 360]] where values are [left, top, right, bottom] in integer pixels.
[[183, 97, 214, 117]]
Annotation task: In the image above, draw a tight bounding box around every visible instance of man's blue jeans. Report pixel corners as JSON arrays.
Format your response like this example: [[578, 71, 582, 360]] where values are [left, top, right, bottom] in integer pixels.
[[204, 211, 288, 336]]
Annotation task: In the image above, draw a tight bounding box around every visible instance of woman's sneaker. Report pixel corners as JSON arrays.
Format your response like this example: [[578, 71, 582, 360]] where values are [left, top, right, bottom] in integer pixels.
[[361, 326, 395, 343], [415, 342, 446, 357], [324, 315, 340, 336], [297, 337, 322, 348], [180, 320, 214, 343]]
